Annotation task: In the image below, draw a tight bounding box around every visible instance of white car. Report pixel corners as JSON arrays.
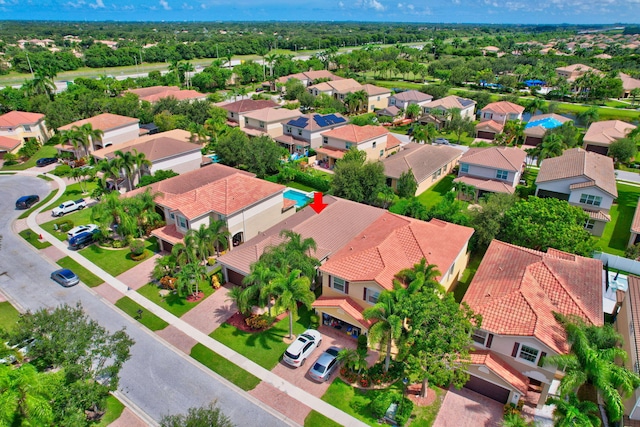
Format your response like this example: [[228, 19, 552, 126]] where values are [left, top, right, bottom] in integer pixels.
[[282, 329, 322, 368], [67, 224, 99, 240]]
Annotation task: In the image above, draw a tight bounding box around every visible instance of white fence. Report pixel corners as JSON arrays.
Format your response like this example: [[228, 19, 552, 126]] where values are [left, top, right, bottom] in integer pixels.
[[594, 251, 640, 276]]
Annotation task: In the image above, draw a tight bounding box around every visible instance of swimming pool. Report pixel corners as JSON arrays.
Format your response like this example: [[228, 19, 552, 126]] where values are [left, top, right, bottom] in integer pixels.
[[525, 117, 563, 130], [283, 188, 313, 208]]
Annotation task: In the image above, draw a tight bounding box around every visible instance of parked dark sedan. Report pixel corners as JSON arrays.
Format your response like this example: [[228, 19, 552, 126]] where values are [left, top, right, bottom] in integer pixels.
[[36, 157, 57, 167], [15, 195, 39, 209]]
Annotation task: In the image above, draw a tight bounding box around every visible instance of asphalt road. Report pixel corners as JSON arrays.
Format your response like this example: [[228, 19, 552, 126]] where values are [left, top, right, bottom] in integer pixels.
[[0, 174, 291, 427]]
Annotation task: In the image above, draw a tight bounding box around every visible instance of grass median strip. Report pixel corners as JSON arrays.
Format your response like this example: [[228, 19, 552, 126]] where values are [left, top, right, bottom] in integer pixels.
[[114, 296, 169, 331], [95, 395, 125, 427], [19, 229, 52, 249], [56, 256, 103, 287], [0, 302, 21, 331], [190, 343, 260, 391], [137, 280, 215, 318]]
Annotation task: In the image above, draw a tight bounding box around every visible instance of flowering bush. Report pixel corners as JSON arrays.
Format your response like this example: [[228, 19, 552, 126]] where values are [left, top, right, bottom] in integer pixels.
[[160, 276, 177, 290], [244, 314, 274, 330]]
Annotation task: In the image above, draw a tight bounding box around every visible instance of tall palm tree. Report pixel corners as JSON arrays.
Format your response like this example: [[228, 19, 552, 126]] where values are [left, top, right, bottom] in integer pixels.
[[175, 262, 207, 297], [171, 242, 196, 268], [131, 149, 152, 187], [537, 134, 566, 165], [181, 62, 195, 88], [267, 268, 315, 339], [405, 103, 421, 121], [24, 68, 56, 99], [546, 393, 601, 427], [264, 53, 278, 78], [62, 128, 84, 160], [362, 289, 403, 373], [279, 230, 319, 281], [208, 219, 230, 257], [395, 258, 443, 295], [242, 261, 275, 315], [78, 123, 104, 154], [0, 363, 58, 427], [113, 150, 137, 191], [184, 225, 215, 264]]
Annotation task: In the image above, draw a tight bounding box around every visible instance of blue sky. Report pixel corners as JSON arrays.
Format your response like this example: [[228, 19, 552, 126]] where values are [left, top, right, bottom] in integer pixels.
[[0, 0, 638, 24]]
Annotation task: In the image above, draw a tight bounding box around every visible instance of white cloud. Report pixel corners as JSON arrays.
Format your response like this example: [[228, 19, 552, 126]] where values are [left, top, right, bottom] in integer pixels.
[[182, 2, 193, 9], [407, 3, 414, 9], [201, 3, 207, 8], [338, 1, 345, 6], [89, 0, 105, 9], [159, 0, 171, 10], [66, 0, 86, 8], [397, 2, 403, 7], [369, 0, 385, 10]]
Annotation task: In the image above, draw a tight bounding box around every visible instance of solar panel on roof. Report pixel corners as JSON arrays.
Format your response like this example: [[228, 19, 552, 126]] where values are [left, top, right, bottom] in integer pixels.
[[288, 117, 309, 127], [458, 98, 474, 108], [314, 114, 346, 127]]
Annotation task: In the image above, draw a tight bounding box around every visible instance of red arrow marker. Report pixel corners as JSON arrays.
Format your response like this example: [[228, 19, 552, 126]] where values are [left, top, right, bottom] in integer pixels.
[[309, 192, 327, 214]]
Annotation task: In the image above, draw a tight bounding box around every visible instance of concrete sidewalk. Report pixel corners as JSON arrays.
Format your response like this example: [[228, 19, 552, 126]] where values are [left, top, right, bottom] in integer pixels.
[[21, 170, 368, 427]]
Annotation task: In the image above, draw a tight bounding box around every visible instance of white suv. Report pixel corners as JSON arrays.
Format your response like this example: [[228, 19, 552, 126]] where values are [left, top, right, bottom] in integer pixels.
[[67, 224, 98, 240], [282, 329, 322, 367]]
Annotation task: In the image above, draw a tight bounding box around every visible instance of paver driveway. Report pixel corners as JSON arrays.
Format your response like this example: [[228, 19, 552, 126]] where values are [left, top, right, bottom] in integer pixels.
[[433, 387, 503, 427]]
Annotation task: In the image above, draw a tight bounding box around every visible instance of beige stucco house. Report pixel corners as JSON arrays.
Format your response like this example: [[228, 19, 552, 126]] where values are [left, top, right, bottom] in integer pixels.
[[126, 86, 208, 103], [535, 148, 617, 237], [307, 78, 391, 113], [57, 113, 141, 153], [241, 107, 303, 138], [463, 240, 603, 407], [275, 113, 347, 154], [475, 101, 525, 140], [388, 90, 433, 110], [555, 63, 602, 82], [0, 111, 51, 157], [219, 99, 280, 128], [421, 95, 476, 121], [583, 120, 636, 156]]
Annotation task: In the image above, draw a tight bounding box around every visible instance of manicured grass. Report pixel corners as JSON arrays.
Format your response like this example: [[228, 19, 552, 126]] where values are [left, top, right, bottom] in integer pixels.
[[555, 102, 640, 121], [416, 175, 455, 208], [137, 280, 216, 318], [114, 296, 169, 331], [304, 411, 343, 427], [1, 145, 58, 171], [408, 386, 446, 427], [80, 237, 159, 277], [595, 183, 640, 256], [43, 181, 98, 211], [95, 395, 125, 427], [18, 229, 52, 249], [41, 208, 94, 241], [0, 302, 21, 331], [56, 256, 104, 288], [210, 306, 313, 370], [190, 343, 261, 391], [452, 252, 484, 303], [18, 189, 58, 220], [286, 181, 316, 193]]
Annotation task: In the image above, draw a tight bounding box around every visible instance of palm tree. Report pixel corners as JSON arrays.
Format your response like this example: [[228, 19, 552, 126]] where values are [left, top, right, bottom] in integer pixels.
[[396, 258, 443, 295], [242, 261, 275, 315], [62, 128, 85, 160], [78, 123, 104, 154], [578, 106, 599, 128], [171, 242, 196, 268], [525, 97, 546, 115], [131, 149, 152, 187], [95, 158, 119, 191], [184, 225, 215, 264], [405, 104, 421, 121], [264, 53, 278, 78], [0, 363, 57, 427], [546, 393, 601, 427], [175, 262, 206, 297], [362, 289, 403, 373], [337, 348, 368, 375], [24, 68, 56, 99], [501, 413, 535, 427], [278, 230, 319, 281], [537, 134, 566, 165], [113, 150, 136, 191], [226, 285, 251, 315], [91, 191, 136, 238], [182, 62, 195, 88], [208, 219, 230, 257], [268, 268, 315, 339]]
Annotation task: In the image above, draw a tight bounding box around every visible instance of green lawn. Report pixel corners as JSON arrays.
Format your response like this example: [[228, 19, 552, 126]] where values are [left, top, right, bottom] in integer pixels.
[[43, 181, 98, 211], [1, 145, 58, 171], [18, 189, 57, 220], [304, 411, 343, 427], [56, 256, 104, 287], [452, 252, 484, 303], [94, 395, 125, 427], [137, 280, 216, 318], [416, 175, 455, 208], [80, 237, 159, 277], [19, 229, 52, 249], [555, 102, 640, 121], [41, 208, 94, 241], [190, 344, 261, 391], [285, 181, 316, 193], [0, 302, 21, 331], [595, 183, 640, 256], [407, 387, 446, 427], [210, 306, 313, 370], [114, 296, 169, 331]]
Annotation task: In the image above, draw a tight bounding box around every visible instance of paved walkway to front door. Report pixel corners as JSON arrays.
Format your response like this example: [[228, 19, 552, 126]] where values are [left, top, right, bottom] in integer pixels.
[[433, 387, 503, 427], [180, 283, 237, 335]]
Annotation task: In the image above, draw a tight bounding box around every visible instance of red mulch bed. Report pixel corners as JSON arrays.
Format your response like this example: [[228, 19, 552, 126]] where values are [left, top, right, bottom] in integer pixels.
[[185, 291, 204, 303], [406, 386, 437, 407], [225, 311, 289, 333]]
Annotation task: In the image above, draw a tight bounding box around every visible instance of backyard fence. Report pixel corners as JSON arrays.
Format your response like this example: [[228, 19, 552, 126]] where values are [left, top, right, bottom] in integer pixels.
[[594, 252, 640, 276]]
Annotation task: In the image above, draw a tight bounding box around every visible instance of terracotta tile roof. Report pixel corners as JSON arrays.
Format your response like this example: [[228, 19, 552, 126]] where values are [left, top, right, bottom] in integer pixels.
[[0, 111, 45, 128], [92, 129, 198, 161], [316, 146, 346, 159], [586, 210, 611, 222], [386, 135, 402, 150], [482, 101, 525, 116], [312, 297, 373, 329], [453, 176, 516, 194], [319, 213, 474, 291], [425, 95, 476, 111], [321, 124, 388, 144], [58, 113, 139, 132], [383, 143, 462, 182], [274, 134, 310, 147], [462, 240, 604, 354], [126, 86, 206, 102], [242, 127, 267, 137], [619, 73, 640, 91], [221, 99, 279, 114], [556, 63, 600, 73], [631, 205, 640, 234], [284, 113, 347, 131], [377, 106, 401, 117], [362, 84, 391, 96], [390, 90, 433, 103], [0, 136, 21, 151], [276, 70, 342, 84], [243, 107, 302, 123], [470, 350, 529, 395], [126, 85, 180, 97], [309, 78, 362, 94], [583, 120, 636, 146], [151, 224, 185, 245], [536, 148, 617, 198], [217, 196, 386, 275], [475, 120, 504, 133], [459, 146, 526, 171]]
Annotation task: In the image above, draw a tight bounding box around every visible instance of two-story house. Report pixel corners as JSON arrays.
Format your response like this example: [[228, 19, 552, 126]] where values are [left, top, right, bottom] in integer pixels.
[[523, 113, 573, 147], [463, 240, 603, 407], [475, 101, 525, 140], [388, 90, 433, 110], [275, 113, 347, 154], [454, 146, 527, 199], [128, 163, 297, 252], [0, 111, 51, 157], [382, 143, 462, 196], [307, 79, 391, 113], [555, 63, 602, 82], [421, 95, 476, 122], [535, 148, 617, 237], [219, 99, 279, 128], [126, 86, 208, 103], [582, 120, 637, 156], [315, 124, 401, 169], [241, 107, 303, 138], [57, 113, 141, 153], [313, 212, 474, 337], [276, 70, 343, 88]]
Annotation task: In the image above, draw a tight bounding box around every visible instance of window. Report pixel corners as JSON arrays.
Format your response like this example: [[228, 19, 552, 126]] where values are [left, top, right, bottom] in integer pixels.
[[169, 213, 175, 220], [345, 143, 353, 149], [365, 288, 380, 304], [584, 219, 595, 230], [372, 141, 377, 148], [323, 137, 328, 145], [286, 126, 292, 134], [472, 330, 487, 345], [379, 150, 384, 157], [244, 118, 249, 125], [518, 344, 539, 363], [177, 216, 187, 229], [230, 112, 235, 118], [332, 277, 346, 293], [460, 163, 469, 173], [259, 121, 265, 129], [23, 125, 31, 132], [432, 168, 442, 180], [298, 129, 303, 136], [377, 96, 380, 101], [580, 194, 602, 206], [496, 169, 508, 180]]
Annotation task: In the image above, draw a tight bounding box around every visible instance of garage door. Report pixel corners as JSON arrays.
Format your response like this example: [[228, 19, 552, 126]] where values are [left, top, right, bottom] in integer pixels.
[[477, 131, 496, 140], [226, 269, 246, 286], [464, 375, 510, 404], [585, 144, 608, 155]]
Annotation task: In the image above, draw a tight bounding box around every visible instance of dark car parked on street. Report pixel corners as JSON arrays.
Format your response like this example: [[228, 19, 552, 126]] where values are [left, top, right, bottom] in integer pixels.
[[15, 195, 39, 209], [36, 157, 57, 167]]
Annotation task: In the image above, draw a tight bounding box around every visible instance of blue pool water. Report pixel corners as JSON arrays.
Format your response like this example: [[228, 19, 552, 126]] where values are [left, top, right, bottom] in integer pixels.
[[283, 189, 313, 208], [525, 117, 563, 130]]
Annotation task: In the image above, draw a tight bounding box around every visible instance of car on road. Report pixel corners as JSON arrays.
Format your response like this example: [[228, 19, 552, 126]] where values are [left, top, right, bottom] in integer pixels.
[[434, 138, 450, 145], [307, 346, 340, 382], [50, 268, 80, 287], [36, 157, 57, 167], [15, 195, 39, 209], [282, 329, 322, 367], [67, 224, 99, 240]]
